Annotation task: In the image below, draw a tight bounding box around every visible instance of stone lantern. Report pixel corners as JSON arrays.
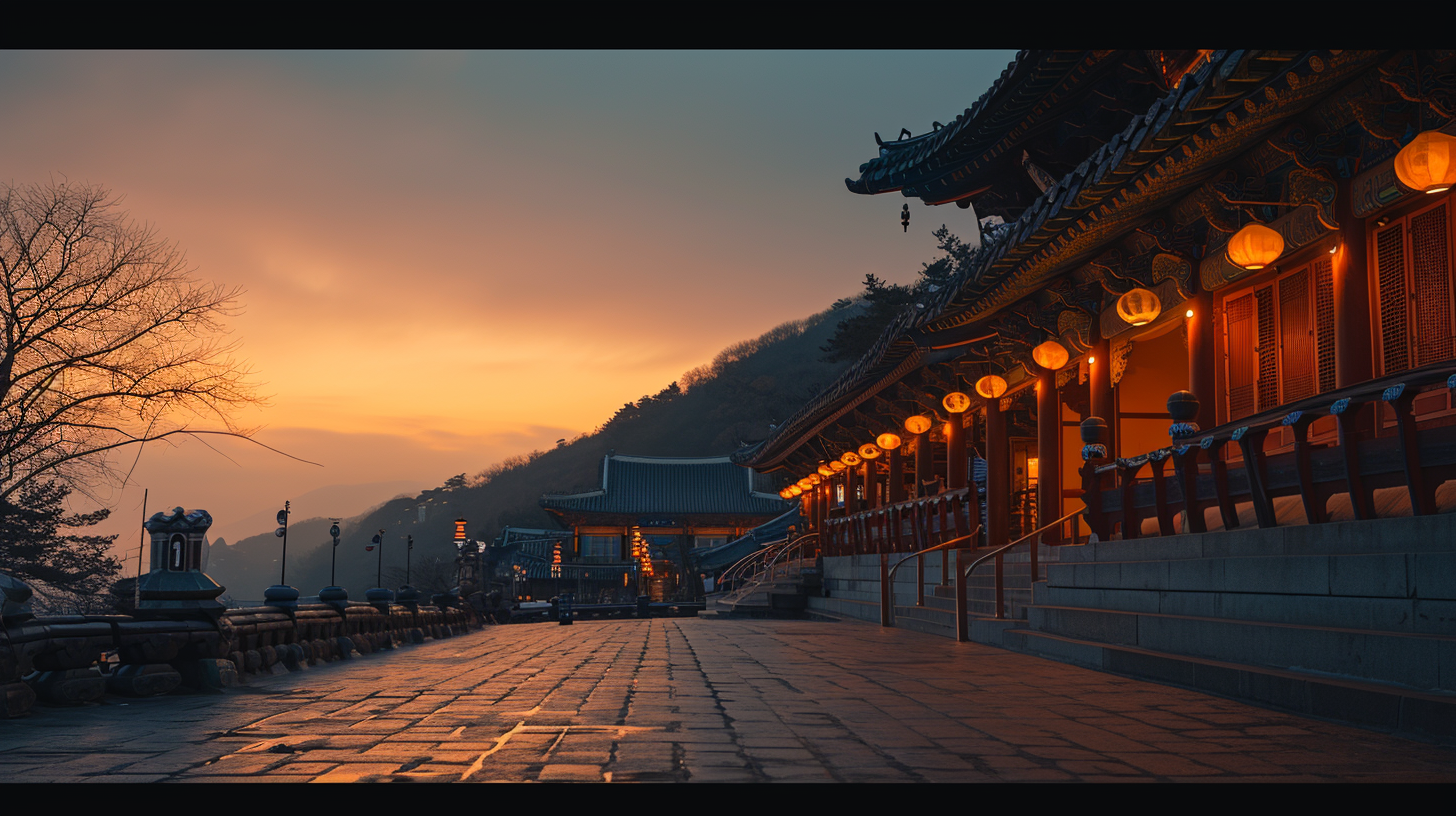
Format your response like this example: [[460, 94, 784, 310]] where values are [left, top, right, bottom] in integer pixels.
[[138, 507, 225, 619]]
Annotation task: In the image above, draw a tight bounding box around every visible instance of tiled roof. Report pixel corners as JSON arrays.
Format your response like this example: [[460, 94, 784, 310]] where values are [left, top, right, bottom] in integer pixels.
[[541, 454, 789, 519], [740, 49, 1384, 471]]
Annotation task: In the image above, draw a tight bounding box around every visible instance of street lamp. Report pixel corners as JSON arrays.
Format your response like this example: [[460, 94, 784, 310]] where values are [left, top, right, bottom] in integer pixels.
[[275, 501, 290, 585], [329, 520, 341, 586]]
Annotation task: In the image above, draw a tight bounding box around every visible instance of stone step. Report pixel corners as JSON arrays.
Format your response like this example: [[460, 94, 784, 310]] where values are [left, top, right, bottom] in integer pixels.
[[1045, 551, 1456, 601], [1034, 581, 1456, 636], [1028, 604, 1456, 692], [1001, 628, 1456, 743]]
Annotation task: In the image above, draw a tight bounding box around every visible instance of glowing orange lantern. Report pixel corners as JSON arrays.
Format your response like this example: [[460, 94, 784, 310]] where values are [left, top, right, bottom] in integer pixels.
[[904, 415, 933, 435], [942, 392, 971, 413], [817, 464, 833, 478], [789, 485, 803, 496], [829, 460, 846, 473], [840, 451, 862, 467], [876, 433, 902, 450], [1226, 223, 1284, 270], [808, 473, 822, 485], [858, 443, 881, 460], [1394, 130, 1456, 194], [1116, 288, 1162, 327], [975, 375, 1008, 399], [1031, 340, 1069, 370]]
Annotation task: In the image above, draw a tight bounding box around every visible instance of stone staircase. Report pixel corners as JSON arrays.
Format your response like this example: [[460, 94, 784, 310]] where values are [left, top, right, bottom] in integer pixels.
[[701, 559, 823, 620], [1006, 512, 1456, 741]]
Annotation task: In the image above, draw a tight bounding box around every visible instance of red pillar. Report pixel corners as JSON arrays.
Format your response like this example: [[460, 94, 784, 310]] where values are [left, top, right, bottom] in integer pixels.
[[1036, 368, 1061, 545], [946, 414, 967, 490], [986, 394, 1010, 548], [887, 445, 906, 504], [914, 430, 932, 496], [864, 459, 880, 509], [1187, 292, 1217, 432], [1089, 335, 1116, 459], [844, 460, 859, 513]]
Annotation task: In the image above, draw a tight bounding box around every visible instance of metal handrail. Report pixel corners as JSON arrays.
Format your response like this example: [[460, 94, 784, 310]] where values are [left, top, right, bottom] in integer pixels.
[[961, 507, 1085, 619], [720, 533, 820, 604], [719, 537, 787, 589], [884, 526, 980, 624], [761, 532, 820, 582]]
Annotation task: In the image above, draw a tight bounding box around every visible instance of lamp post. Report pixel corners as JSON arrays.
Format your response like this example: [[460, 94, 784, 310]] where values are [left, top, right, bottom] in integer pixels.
[[275, 501, 290, 585], [329, 520, 341, 585], [374, 528, 385, 587], [405, 535, 414, 585]]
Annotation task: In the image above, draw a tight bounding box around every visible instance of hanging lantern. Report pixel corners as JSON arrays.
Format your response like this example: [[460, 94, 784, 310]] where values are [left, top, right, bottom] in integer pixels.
[[876, 432, 902, 451], [797, 478, 813, 490], [1115, 288, 1163, 327], [840, 451, 862, 467], [975, 375, 1008, 399], [1226, 223, 1284, 270], [829, 460, 847, 473], [901, 202, 910, 232], [789, 485, 803, 496], [904, 415, 933, 435], [808, 473, 822, 485], [779, 489, 791, 499], [858, 443, 881, 460], [942, 392, 971, 413], [817, 464, 833, 478], [1031, 339, 1070, 370], [1394, 130, 1456, 194]]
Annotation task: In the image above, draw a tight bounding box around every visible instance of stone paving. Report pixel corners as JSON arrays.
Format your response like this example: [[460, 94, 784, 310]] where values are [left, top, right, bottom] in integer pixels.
[[1, 618, 1455, 782]]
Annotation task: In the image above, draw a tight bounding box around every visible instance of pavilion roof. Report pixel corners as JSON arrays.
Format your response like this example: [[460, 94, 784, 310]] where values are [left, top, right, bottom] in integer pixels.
[[540, 454, 789, 522]]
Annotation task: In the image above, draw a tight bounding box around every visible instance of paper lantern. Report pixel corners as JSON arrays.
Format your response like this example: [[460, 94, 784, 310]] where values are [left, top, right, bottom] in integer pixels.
[[829, 460, 847, 473], [876, 433, 902, 451], [1031, 340, 1069, 370], [942, 392, 971, 413], [808, 473, 821, 485], [1226, 223, 1284, 270], [1394, 130, 1456, 194], [975, 375, 1008, 399], [904, 415, 933, 435], [858, 443, 881, 460], [817, 464, 833, 478], [1116, 288, 1162, 327], [790, 485, 803, 496], [840, 451, 862, 467]]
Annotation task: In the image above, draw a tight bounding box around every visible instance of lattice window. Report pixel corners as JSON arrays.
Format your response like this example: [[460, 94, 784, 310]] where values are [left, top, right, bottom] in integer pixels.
[[1279, 267, 1314, 403], [1256, 285, 1279, 413], [1226, 292, 1257, 421], [1410, 202, 1453, 366], [1375, 221, 1410, 375], [1313, 256, 1336, 393]]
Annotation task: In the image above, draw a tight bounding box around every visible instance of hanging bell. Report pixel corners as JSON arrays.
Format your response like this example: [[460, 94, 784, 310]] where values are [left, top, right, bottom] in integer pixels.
[[901, 203, 910, 233]]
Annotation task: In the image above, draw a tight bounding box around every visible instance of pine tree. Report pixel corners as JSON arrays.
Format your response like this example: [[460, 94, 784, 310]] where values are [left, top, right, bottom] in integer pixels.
[[0, 480, 120, 612]]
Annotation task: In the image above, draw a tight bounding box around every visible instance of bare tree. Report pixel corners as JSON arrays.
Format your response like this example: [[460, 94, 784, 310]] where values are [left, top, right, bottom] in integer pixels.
[[0, 181, 260, 503]]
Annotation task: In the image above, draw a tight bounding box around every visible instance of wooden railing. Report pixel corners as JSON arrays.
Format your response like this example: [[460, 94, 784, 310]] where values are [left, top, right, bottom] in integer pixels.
[[823, 487, 976, 557], [1081, 361, 1456, 541]]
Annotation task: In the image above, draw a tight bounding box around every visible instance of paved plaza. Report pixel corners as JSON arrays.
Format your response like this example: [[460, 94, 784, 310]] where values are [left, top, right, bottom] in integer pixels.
[[1, 618, 1455, 782]]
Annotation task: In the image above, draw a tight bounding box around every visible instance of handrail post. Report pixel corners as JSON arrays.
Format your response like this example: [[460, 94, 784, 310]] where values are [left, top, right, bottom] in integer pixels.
[[954, 548, 968, 642], [916, 551, 926, 607], [879, 552, 891, 627], [994, 551, 1005, 620]]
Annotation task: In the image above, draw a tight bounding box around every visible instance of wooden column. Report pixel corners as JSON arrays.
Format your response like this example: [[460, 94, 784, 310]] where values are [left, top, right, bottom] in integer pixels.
[[887, 445, 906, 504], [946, 414, 968, 490], [1090, 335, 1116, 459], [1036, 368, 1061, 545], [914, 430, 932, 496], [986, 395, 1010, 549], [1187, 292, 1217, 432], [844, 461, 859, 514], [1334, 177, 1374, 435], [864, 459, 879, 509]]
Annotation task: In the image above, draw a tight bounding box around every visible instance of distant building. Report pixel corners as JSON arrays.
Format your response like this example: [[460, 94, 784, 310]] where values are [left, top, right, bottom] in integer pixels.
[[540, 454, 790, 602]]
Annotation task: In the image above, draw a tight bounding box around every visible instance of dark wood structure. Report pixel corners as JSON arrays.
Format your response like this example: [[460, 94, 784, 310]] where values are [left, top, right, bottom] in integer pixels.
[[737, 49, 1456, 577]]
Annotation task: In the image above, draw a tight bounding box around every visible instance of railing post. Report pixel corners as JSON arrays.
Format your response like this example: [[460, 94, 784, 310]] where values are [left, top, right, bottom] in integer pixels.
[[1385, 383, 1436, 516], [879, 552, 891, 627], [1332, 399, 1376, 520], [1168, 390, 1203, 534], [1148, 451, 1177, 536], [1205, 437, 1241, 529], [1234, 426, 1276, 528], [1080, 417, 1111, 540], [916, 550, 926, 607], [994, 551, 1005, 620], [954, 549, 968, 642], [1284, 410, 1327, 524]]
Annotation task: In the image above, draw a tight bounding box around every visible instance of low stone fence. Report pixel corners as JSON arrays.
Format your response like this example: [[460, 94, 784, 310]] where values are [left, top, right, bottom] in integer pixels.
[[0, 575, 479, 718]]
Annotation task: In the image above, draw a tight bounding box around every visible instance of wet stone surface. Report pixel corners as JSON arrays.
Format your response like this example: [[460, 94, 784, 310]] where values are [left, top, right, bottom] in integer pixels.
[[1, 618, 1454, 782]]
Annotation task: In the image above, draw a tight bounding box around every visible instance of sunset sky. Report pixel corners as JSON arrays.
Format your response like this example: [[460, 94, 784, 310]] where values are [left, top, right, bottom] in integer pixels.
[[0, 50, 1017, 551]]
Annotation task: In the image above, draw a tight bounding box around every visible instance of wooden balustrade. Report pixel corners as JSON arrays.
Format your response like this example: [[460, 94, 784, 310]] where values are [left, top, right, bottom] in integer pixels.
[[1083, 362, 1456, 540]]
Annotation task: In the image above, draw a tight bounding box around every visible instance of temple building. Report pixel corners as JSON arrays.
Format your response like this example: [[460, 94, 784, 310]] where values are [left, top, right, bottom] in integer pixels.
[[540, 453, 790, 602], [739, 48, 1456, 551]]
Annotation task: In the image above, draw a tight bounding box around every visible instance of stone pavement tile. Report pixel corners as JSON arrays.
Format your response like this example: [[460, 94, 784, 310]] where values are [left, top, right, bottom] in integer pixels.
[[758, 764, 835, 781], [685, 767, 758, 782], [1178, 752, 1300, 775], [835, 766, 919, 782], [744, 748, 816, 762], [993, 767, 1078, 782], [1105, 752, 1224, 777], [265, 762, 342, 775], [179, 754, 288, 775], [539, 763, 604, 782], [1056, 760, 1148, 777], [361, 743, 438, 757], [78, 774, 172, 783], [916, 768, 998, 783], [309, 762, 407, 782], [881, 748, 981, 771], [174, 774, 305, 783]]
